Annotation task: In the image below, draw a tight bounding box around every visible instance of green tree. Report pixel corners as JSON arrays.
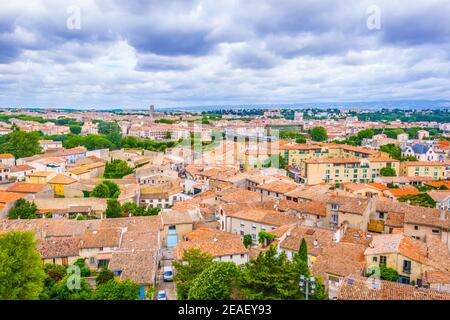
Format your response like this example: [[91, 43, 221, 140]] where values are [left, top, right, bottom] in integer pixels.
[[368, 265, 399, 282], [8, 198, 39, 219], [258, 231, 276, 246], [310, 127, 328, 142], [95, 279, 140, 300], [0, 131, 42, 158], [96, 267, 115, 286], [298, 238, 308, 264], [104, 159, 133, 179], [90, 183, 110, 198], [380, 265, 399, 282], [380, 166, 397, 177], [238, 245, 300, 300], [105, 199, 123, 218], [69, 125, 82, 135], [188, 262, 238, 300], [0, 231, 46, 299], [51, 275, 92, 300], [243, 235, 253, 248], [172, 248, 214, 300], [102, 180, 120, 198]]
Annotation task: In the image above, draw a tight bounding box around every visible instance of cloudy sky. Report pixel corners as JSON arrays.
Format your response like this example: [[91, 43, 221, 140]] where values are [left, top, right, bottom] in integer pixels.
[[1, 0, 450, 109]]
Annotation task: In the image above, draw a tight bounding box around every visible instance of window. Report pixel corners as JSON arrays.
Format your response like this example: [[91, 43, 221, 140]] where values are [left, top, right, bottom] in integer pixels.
[[432, 229, 440, 234], [240, 231, 244, 236], [331, 203, 339, 211], [252, 224, 256, 230], [380, 256, 387, 266], [331, 214, 338, 224], [414, 225, 419, 230], [372, 256, 377, 262], [251, 234, 256, 240], [379, 212, 385, 219], [403, 260, 411, 273], [89, 257, 95, 265]]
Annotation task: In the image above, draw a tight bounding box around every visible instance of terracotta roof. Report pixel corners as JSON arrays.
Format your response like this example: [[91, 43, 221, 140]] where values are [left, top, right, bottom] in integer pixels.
[[109, 249, 157, 285], [7, 182, 49, 193], [423, 271, 450, 285], [278, 199, 327, 217], [37, 237, 80, 258], [218, 188, 270, 203], [0, 153, 14, 159], [367, 182, 389, 191], [404, 206, 449, 229], [277, 224, 335, 256], [48, 174, 78, 185], [174, 228, 248, 260], [26, 171, 54, 177], [81, 228, 122, 249], [160, 210, 194, 225], [0, 191, 25, 204], [386, 188, 420, 197], [229, 208, 299, 227], [311, 242, 366, 278], [385, 212, 405, 227], [255, 180, 298, 194], [10, 164, 35, 172], [427, 190, 450, 202], [337, 275, 450, 300], [365, 233, 450, 270]]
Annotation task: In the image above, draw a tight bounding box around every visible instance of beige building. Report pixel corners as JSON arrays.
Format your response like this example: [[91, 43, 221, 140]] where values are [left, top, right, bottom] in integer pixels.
[[174, 227, 249, 265], [364, 233, 450, 285], [219, 207, 299, 243], [160, 210, 194, 248], [300, 157, 400, 185], [400, 161, 446, 179]]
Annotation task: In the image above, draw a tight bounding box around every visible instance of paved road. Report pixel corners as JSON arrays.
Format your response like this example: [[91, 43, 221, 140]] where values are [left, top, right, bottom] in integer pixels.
[[155, 248, 177, 300]]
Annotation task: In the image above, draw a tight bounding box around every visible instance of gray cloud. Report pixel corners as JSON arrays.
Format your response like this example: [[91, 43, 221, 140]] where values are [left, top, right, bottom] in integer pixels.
[[0, 0, 449, 108]]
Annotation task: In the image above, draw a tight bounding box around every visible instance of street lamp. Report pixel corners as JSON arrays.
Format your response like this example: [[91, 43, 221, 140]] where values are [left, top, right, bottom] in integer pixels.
[[299, 274, 316, 300]]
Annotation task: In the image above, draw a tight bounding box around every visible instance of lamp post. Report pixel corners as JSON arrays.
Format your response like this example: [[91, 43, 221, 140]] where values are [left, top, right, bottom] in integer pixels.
[[299, 274, 316, 300]]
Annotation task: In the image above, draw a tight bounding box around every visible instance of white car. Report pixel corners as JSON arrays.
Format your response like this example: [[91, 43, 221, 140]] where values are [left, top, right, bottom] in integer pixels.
[[157, 290, 167, 300], [163, 266, 173, 282]]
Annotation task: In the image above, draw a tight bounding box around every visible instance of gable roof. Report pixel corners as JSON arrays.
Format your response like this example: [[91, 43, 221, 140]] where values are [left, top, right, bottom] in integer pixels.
[[337, 275, 450, 300]]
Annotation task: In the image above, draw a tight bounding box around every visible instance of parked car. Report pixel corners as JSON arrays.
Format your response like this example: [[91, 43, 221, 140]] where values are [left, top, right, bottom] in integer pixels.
[[157, 290, 167, 300], [163, 266, 173, 282]]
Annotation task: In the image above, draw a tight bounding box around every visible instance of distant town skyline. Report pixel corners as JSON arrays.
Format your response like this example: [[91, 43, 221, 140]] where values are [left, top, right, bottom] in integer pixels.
[[1, 1, 450, 108]]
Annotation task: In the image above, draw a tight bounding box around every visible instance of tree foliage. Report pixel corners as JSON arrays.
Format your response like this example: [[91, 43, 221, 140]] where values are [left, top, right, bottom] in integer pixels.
[[105, 199, 123, 218], [380, 166, 397, 177], [96, 267, 115, 286], [309, 126, 328, 142], [243, 235, 253, 248], [95, 279, 140, 300], [0, 131, 42, 158], [104, 159, 133, 179], [8, 198, 39, 219], [91, 180, 121, 198], [258, 231, 276, 246], [188, 262, 238, 300], [238, 245, 302, 300], [172, 249, 214, 300], [0, 231, 46, 299], [121, 202, 161, 216]]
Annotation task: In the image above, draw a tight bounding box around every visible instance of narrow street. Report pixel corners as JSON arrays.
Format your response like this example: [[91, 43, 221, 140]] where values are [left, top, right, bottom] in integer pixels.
[[155, 248, 177, 300]]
